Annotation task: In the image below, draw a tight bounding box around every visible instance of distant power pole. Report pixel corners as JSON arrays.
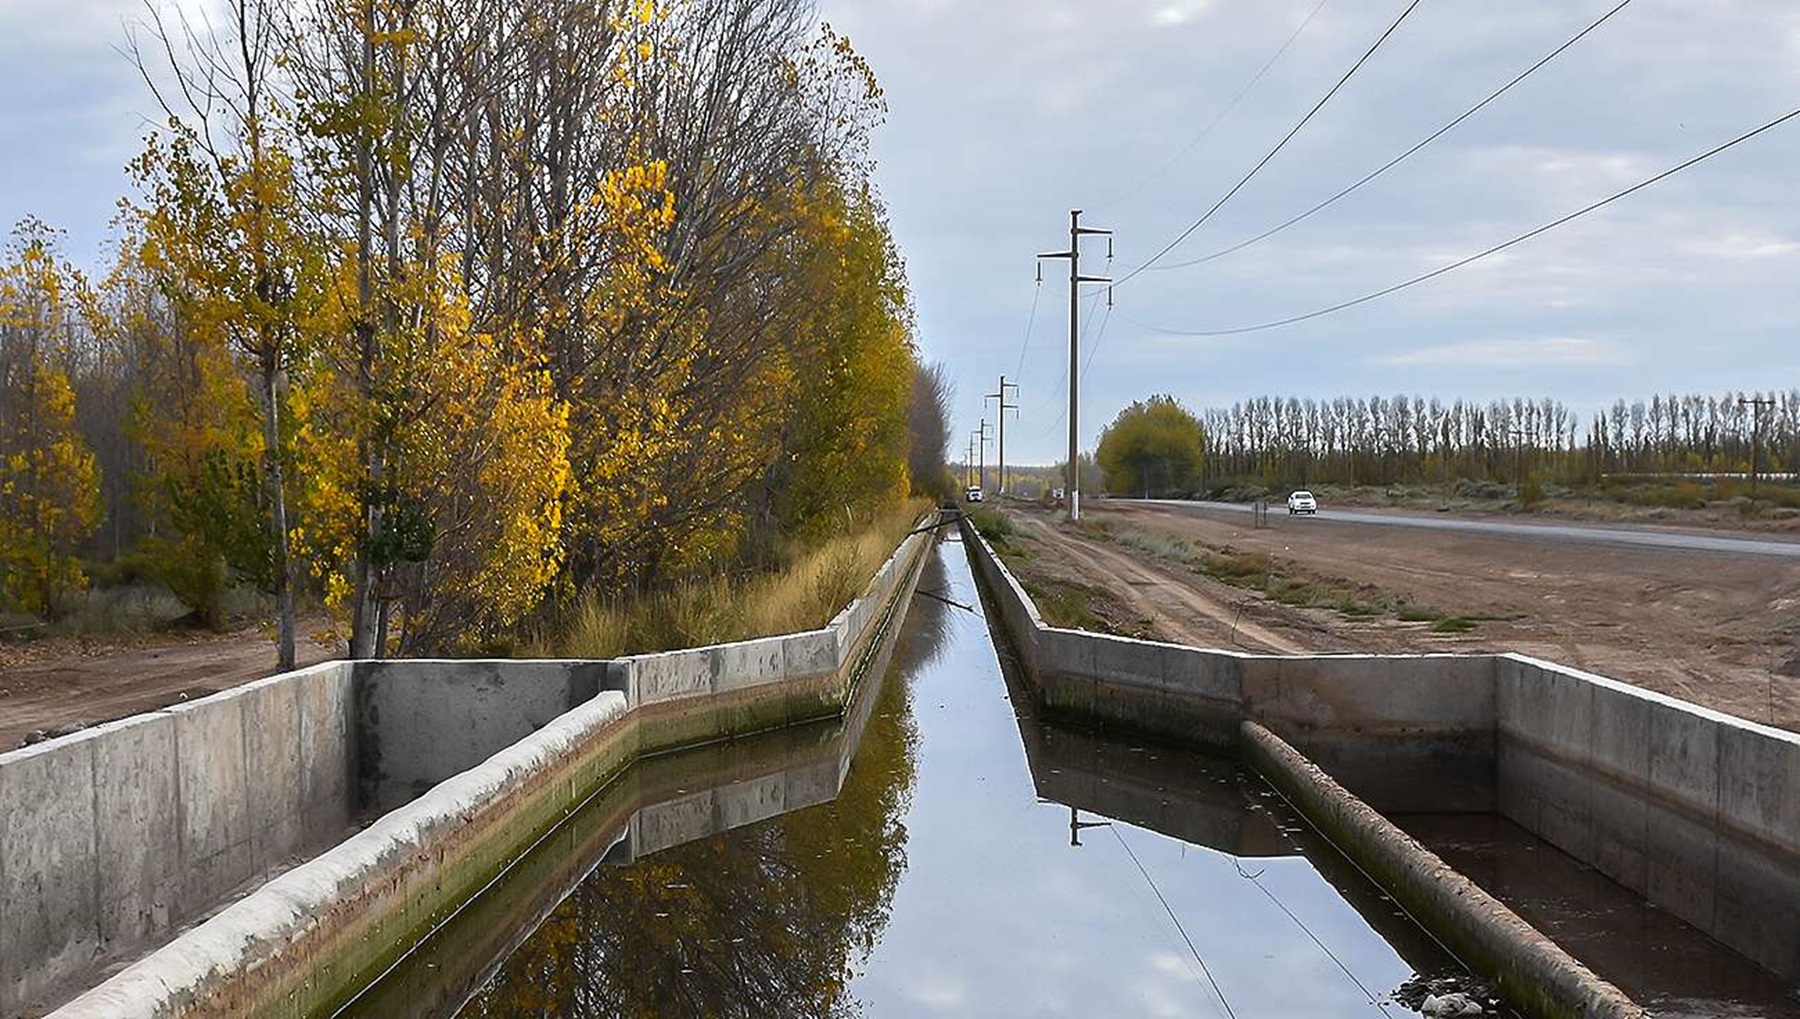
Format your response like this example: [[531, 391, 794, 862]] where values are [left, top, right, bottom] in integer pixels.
[[1039, 210, 1112, 522], [1740, 395, 1776, 495], [974, 419, 991, 494], [985, 375, 1020, 498], [965, 435, 977, 490]]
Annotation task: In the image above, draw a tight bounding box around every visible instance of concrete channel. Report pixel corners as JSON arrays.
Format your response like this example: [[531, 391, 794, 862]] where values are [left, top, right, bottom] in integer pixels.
[[961, 513, 1800, 1019], [0, 516, 937, 1019], [6, 508, 1798, 1017]]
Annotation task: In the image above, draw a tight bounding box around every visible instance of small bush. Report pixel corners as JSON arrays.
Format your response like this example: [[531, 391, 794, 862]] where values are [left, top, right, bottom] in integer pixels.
[[965, 506, 1012, 540], [1453, 478, 1510, 501], [1431, 616, 1478, 634], [1518, 475, 1545, 510], [1199, 550, 1273, 585], [1113, 528, 1192, 560]]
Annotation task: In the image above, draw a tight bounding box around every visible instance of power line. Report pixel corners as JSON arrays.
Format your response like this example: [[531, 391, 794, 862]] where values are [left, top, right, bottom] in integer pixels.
[[1081, 301, 1114, 381], [1152, 0, 1634, 272], [1114, 0, 1427, 289], [1013, 276, 1043, 379], [1233, 860, 1396, 1017], [1100, 0, 1332, 211], [1031, 291, 1106, 434], [1112, 826, 1239, 1019], [1131, 102, 1800, 337]]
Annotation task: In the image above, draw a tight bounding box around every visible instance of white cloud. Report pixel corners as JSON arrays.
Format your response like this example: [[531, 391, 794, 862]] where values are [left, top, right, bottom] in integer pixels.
[[905, 971, 968, 1010], [1687, 230, 1800, 260], [1152, 0, 1213, 27], [1377, 336, 1630, 369]]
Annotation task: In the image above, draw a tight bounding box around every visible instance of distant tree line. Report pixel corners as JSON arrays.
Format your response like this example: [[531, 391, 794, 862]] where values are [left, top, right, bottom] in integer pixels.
[[1201, 392, 1800, 488]]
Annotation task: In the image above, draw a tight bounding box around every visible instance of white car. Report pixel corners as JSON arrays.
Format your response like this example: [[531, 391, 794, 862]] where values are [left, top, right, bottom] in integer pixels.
[[965, 486, 984, 503], [1286, 490, 1317, 515]]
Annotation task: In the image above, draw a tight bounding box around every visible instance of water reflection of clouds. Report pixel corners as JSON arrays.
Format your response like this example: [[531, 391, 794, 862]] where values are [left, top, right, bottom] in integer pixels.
[[439, 542, 1445, 1018], [846, 544, 1429, 1017]]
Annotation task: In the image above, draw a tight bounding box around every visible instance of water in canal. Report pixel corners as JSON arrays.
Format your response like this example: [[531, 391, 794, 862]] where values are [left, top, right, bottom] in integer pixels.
[[350, 537, 1486, 1017]]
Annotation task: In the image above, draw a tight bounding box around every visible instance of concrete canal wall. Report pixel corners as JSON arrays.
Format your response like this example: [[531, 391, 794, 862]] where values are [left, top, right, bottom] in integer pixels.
[[1496, 655, 1800, 980], [963, 518, 1495, 810], [962, 517, 1800, 1010], [6, 515, 935, 1019], [0, 662, 357, 1018]]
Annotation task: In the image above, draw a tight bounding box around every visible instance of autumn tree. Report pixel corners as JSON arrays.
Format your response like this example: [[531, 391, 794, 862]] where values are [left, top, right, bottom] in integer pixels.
[[130, 0, 318, 664], [1096, 395, 1206, 498], [4, 0, 928, 657], [0, 222, 102, 616]]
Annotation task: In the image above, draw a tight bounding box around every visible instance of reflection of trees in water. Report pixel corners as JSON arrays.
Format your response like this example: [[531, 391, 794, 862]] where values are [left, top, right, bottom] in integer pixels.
[[461, 589, 925, 1018], [892, 540, 953, 672]]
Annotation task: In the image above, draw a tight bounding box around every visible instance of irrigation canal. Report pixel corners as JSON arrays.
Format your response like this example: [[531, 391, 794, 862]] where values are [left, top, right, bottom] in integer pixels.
[[343, 537, 1800, 1018]]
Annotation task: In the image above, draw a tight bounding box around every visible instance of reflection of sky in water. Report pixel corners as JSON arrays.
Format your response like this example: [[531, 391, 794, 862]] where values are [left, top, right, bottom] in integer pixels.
[[433, 540, 1458, 1018], [847, 543, 1429, 1017], [381, 538, 1794, 1018]]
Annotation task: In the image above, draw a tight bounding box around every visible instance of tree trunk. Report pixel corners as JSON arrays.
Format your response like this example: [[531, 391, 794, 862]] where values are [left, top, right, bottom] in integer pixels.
[[348, 10, 381, 660], [262, 364, 296, 672]]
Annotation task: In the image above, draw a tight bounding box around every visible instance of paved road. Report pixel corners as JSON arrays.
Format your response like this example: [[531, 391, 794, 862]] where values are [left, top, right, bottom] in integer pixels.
[[1132, 499, 1800, 560]]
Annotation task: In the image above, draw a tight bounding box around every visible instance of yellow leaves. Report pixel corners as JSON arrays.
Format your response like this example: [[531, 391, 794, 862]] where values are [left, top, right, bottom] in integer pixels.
[[0, 229, 102, 614]]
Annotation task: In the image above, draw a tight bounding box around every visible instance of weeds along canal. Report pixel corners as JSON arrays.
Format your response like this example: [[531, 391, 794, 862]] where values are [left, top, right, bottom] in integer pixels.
[[348, 538, 1500, 1017]]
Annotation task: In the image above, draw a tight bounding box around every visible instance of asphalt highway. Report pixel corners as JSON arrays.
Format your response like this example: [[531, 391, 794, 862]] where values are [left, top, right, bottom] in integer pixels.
[[1132, 499, 1800, 560]]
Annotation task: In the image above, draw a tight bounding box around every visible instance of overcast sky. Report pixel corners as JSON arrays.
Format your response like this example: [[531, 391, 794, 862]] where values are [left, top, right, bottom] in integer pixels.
[[6, 1, 1800, 464]]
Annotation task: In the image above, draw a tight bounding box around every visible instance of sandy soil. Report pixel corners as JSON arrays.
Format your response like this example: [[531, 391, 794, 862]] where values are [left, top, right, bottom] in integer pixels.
[[1003, 501, 1800, 732], [0, 625, 341, 749]]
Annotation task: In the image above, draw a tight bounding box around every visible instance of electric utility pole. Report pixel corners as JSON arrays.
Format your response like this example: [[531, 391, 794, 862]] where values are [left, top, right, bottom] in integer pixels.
[[965, 435, 977, 490], [985, 375, 1019, 498], [1038, 210, 1111, 522], [974, 419, 991, 494], [1740, 395, 1776, 495]]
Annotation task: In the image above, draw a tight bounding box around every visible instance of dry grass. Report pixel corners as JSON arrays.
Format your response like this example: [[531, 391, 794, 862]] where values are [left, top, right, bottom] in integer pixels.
[[551, 500, 930, 659]]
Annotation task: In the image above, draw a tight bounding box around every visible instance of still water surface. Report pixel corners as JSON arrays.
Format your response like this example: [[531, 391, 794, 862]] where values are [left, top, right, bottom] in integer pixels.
[[354, 540, 1495, 1016]]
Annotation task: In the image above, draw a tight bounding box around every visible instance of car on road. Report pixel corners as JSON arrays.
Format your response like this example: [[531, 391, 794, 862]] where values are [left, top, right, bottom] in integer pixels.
[[1287, 490, 1317, 515], [965, 486, 984, 503]]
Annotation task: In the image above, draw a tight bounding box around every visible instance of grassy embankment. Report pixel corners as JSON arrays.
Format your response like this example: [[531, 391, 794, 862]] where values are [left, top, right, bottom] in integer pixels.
[[965, 506, 1149, 638], [552, 499, 931, 658], [1084, 520, 1510, 634]]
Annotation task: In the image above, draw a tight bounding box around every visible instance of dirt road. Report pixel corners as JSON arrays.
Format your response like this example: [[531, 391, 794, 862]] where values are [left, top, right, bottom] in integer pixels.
[[1005, 501, 1800, 731], [0, 628, 340, 749]]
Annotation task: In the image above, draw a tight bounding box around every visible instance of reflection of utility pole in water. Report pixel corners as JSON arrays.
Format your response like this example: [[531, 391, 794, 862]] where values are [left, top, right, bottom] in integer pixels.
[[1068, 805, 1110, 846]]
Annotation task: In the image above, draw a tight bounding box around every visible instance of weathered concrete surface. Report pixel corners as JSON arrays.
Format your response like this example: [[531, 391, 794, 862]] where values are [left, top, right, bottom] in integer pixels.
[[38, 512, 936, 1019], [1497, 654, 1800, 979], [1243, 722, 1643, 1019], [50, 690, 634, 1019], [338, 681, 887, 1018], [965, 518, 1496, 806], [354, 659, 606, 813], [1, 662, 357, 1019]]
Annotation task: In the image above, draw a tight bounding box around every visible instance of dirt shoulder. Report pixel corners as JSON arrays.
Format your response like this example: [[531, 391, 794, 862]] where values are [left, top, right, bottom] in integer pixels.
[[996, 501, 1800, 732], [0, 624, 342, 749]]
